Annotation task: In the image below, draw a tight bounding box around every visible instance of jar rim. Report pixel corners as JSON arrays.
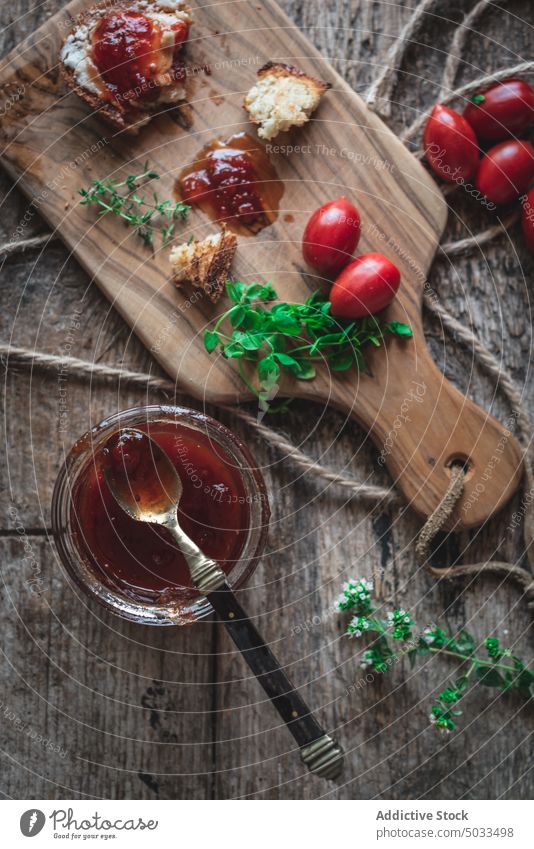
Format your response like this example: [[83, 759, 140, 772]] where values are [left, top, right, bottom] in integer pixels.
[[51, 404, 270, 626]]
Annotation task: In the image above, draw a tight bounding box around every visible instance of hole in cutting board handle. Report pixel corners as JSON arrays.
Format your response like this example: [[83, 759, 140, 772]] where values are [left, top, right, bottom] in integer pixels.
[[445, 454, 474, 481]]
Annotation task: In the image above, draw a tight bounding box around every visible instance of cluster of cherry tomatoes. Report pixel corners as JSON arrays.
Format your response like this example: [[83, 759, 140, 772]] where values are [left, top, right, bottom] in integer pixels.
[[423, 78, 534, 252], [302, 197, 401, 319]]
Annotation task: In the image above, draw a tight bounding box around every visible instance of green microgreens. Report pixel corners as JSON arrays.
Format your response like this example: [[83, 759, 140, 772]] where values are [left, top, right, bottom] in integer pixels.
[[79, 161, 190, 249], [337, 578, 533, 734], [204, 281, 412, 408]]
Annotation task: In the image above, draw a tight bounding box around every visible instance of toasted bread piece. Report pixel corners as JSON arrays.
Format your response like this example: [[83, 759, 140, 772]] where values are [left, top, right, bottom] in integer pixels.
[[243, 61, 331, 140], [60, 0, 191, 133], [60, 63, 153, 133], [169, 226, 237, 303]]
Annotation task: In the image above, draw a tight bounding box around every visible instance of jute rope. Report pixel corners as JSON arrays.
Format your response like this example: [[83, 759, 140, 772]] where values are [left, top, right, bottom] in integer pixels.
[[439, 0, 497, 97], [2, 0, 534, 610], [421, 292, 534, 600], [365, 0, 442, 117], [439, 210, 520, 257], [415, 463, 466, 564], [415, 465, 534, 610], [3, 281, 534, 609], [376, 0, 534, 607], [0, 344, 396, 506]]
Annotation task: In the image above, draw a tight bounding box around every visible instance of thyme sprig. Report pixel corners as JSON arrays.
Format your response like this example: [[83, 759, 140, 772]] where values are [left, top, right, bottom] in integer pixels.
[[337, 578, 533, 733], [204, 281, 412, 407], [79, 162, 189, 248]]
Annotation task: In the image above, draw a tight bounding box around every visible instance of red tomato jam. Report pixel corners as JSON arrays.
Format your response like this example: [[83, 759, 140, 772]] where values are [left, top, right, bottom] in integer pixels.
[[92, 11, 189, 104], [176, 133, 283, 234], [71, 421, 250, 606]]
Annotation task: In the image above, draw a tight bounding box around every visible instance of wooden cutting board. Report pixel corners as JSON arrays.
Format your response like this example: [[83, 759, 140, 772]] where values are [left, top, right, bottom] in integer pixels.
[[0, 0, 523, 528]]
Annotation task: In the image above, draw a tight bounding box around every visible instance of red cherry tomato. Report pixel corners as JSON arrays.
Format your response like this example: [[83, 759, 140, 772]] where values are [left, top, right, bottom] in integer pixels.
[[423, 104, 479, 182], [302, 196, 361, 276], [329, 253, 401, 319], [464, 79, 534, 142], [476, 140, 534, 205], [521, 188, 534, 253]]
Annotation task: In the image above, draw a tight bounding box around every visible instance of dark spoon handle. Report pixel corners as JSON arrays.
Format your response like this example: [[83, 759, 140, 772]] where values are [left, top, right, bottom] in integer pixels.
[[207, 581, 344, 780]]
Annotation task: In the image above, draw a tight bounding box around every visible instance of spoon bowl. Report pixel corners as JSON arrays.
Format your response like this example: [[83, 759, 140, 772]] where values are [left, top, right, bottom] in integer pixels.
[[103, 428, 183, 525], [103, 427, 232, 594]]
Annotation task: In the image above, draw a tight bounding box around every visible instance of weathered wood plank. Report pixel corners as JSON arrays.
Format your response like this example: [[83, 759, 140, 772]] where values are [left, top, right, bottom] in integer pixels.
[[0, 536, 216, 798], [213, 0, 534, 800], [12, 1, 524, 528]]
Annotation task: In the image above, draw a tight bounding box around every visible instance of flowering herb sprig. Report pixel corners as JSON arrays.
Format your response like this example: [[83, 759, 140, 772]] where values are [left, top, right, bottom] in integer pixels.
[[337, 578, 533, 733], [204, 282, 412, 406], [79, 162, 190, 248]]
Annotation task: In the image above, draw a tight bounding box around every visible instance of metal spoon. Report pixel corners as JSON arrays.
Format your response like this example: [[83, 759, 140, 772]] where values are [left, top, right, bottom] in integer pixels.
[[104, 427, 344, 781]]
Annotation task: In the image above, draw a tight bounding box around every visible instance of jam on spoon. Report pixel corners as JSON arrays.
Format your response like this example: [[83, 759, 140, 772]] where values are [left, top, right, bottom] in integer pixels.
[[175, 132, 284, 234], [103, 428, 229, 595]]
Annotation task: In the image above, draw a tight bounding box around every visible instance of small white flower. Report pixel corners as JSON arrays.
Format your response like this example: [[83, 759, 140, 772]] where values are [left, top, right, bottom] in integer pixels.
[[404, 615, 411, 623], [429, 713, 436, 724]]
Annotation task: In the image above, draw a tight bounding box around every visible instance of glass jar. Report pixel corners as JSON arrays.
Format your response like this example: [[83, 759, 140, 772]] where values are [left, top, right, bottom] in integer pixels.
[[51, 405, 269, 625]]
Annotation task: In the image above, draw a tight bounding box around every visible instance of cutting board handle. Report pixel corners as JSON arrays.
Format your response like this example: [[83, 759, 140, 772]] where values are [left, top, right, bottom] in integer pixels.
[[294, 305, 523, 530], [346, 337, 523, 529]]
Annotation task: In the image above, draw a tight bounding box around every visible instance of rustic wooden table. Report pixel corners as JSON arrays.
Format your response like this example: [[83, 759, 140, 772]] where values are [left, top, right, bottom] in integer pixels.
[[1, 0, 532, 800]]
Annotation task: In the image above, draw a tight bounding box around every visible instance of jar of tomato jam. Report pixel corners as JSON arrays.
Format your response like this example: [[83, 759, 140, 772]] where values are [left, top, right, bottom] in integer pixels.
[[52, 406, 269, 625]]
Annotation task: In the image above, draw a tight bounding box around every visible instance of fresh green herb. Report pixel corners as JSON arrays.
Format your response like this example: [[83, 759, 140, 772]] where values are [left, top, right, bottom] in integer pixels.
[[471, 93, 485, 104], [384, 320, 413, 337], [337, 578, 533, 733], [204, 281, 412, 405], [79, 161, 190, 248]]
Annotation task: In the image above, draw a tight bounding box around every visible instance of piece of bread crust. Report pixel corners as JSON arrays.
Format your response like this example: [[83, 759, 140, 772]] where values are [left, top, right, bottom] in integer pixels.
[[169, 225, 237, 303], [60, 62, 152, 134], [257, 61, 330, 89], [60, 1, 190, 133], [243, 61, 331, 140]]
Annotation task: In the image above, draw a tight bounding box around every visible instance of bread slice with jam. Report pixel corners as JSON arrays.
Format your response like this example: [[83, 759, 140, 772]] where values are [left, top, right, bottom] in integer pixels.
[[60, 0, 192, 132]]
